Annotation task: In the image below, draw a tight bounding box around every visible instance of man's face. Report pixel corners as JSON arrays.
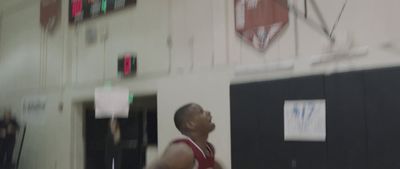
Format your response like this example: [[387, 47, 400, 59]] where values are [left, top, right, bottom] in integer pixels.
[[190, 105, 216, 133]]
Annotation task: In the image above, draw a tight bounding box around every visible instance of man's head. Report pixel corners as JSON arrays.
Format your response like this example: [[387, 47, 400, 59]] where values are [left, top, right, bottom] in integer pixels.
[[174, 103, 215, 135], [3, 110, 11, 121]]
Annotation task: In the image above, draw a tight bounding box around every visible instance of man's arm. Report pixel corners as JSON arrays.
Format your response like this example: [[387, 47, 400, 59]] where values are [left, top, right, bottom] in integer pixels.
[[146, 143, 194, 169]]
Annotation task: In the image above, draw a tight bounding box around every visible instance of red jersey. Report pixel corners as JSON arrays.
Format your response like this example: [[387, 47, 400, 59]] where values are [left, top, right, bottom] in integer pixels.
[[173, 138, 215, 169]]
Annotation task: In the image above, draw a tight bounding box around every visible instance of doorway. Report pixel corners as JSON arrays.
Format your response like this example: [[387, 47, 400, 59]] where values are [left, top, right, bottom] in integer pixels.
[[82, 95, 157, 169]]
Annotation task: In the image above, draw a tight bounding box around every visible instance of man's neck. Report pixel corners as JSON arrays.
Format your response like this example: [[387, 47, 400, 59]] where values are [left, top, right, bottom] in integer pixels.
[[186, 132, 208, 147]]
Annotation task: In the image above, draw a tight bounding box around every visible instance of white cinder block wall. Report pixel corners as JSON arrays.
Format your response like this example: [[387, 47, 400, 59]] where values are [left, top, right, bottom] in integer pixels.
[[0, 0, 400, 168]]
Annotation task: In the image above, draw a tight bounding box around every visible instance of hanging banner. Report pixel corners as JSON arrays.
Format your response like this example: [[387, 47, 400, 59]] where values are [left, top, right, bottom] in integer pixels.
[[21, 96, 47, 125], [235, 0, 289, 50], [95, 87, 130, 118], [284, 99, 326, 141]]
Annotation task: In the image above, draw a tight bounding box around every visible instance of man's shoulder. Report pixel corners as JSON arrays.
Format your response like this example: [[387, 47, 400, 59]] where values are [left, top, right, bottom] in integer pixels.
[[170, 139, 193, 150], [164, 142, 194, 161]]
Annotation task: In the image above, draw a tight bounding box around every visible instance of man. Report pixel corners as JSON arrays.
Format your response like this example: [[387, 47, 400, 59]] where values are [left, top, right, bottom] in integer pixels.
[[0, 110, 19, 169], [146, 103, 223, 169], [105, 118, 122, 169]]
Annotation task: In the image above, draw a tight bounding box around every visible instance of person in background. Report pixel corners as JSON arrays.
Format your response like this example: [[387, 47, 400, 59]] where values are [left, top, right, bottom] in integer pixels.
[[0, 110, 19, 169], [146, 103, 223, 169], [0, 117, 5, 169], [105, 118, 122, 169]]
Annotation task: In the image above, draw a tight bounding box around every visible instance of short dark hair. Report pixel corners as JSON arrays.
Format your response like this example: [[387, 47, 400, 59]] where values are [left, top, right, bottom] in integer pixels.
[[174, 103, 196, 133]]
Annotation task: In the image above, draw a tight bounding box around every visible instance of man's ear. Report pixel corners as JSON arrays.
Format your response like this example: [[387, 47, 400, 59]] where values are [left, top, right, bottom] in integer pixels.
[[185, 120, 196, 131]]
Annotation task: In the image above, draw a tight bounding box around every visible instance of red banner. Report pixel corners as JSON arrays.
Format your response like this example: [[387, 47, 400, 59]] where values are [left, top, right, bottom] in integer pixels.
[[235, 0, 289, 50]]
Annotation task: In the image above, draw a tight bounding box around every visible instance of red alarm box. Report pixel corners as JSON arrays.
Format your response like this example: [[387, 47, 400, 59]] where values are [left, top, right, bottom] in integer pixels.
[[118, 53, 137, 77]]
